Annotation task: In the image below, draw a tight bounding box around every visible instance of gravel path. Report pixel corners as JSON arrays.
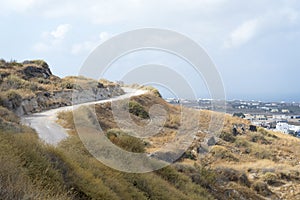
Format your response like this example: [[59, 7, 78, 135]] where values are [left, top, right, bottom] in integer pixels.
[[21, 88, 147, 145]]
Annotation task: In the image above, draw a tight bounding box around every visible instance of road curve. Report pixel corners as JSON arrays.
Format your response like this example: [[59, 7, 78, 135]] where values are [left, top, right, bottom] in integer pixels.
[[21, 88, 147, 145]]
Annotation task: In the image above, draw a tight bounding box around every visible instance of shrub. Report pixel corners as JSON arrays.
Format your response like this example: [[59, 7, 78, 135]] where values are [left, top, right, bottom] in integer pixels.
[[234, 137, 250, 148], [61, 81, 75, 89], [37, 78, 51, 84], [0, 90, 22, 110], [262, 172, 277, 185], [258, 127, 278, 139], [251, 144, 273, 159], [0, 106, 19, 123], [138, 85, 162, 98], [8, 60, 22, 67], [106, 129, 145, 153], [192, 166, 217, 189], [31, 60, 48, 68], [182, 150, 197, 160], [220, 131, 236, 143], [252, 181, 272, 196], [1, 75, 40, 91], [155, 166, 212, 199], [128, 101, 149, 119], [3, 75, 25, 90], [164, 114, 180, 129], [57, 110, 75, 130], [249, 131, 272, 145], [210, 146, 239, 161]]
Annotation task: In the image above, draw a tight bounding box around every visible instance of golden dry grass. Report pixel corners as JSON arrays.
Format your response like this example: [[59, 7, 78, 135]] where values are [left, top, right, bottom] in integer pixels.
[[54, 92, 300, 200]]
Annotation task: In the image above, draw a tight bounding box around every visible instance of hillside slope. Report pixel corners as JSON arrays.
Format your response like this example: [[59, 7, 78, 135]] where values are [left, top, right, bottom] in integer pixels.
[[58, 93, 300, 200], [0, 59, 299, 199], [0, 59, 124, 116]]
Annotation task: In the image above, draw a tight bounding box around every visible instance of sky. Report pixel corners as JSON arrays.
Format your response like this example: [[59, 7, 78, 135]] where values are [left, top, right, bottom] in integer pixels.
[[0, 0, 300, 102]]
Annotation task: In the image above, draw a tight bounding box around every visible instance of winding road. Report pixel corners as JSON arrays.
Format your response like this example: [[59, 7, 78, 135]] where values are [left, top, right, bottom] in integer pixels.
[[21, 88, 147, 145]]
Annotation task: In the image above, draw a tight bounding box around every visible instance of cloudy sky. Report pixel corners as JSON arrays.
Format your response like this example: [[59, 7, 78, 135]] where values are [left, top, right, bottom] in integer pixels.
[[1, 0, 300, 101]]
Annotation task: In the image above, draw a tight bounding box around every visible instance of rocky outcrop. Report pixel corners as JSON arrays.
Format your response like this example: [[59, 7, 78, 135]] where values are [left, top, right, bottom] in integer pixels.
[[16, 86, 124, 116], [0, 59, 125, 116], [18, 60, 53, 80]]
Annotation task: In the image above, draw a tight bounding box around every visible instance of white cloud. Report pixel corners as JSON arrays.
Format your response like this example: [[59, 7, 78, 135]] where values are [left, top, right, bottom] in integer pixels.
[[224, 19, 261, 48], [71, 32, 110, 55], [224, 7, 300, 49], [50, 24, 71, 40], [6, 0, 227, 25], [33, 24, 71, 52]]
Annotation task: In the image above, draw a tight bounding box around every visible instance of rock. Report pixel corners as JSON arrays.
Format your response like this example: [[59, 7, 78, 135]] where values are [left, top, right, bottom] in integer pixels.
[[13, 85, 124, 116], [249, 125, 257, 132], [21, 65, 52, 79], [207, 136, 216, 146], [239, 173, 251, 187]]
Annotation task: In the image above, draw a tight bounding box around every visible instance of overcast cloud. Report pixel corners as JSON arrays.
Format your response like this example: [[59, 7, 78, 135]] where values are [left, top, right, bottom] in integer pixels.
[[0, 0, 299, 101]]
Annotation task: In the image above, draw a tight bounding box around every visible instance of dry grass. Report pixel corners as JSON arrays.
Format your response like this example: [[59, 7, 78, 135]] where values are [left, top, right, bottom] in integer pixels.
[[36, 90, 300, 199]]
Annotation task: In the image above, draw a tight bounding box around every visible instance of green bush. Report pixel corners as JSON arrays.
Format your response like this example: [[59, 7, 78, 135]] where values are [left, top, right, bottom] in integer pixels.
[[128, 101, 149, 119]]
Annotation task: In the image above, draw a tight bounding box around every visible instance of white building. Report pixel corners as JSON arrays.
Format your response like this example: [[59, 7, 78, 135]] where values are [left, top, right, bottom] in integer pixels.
[[275, 122, 300, 134]]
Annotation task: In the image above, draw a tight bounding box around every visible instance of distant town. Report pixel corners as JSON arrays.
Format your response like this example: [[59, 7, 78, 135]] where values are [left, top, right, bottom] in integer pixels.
[[165, 98, 300, 138]]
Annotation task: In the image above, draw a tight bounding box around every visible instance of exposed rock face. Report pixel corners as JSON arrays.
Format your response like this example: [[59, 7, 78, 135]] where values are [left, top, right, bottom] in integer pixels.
[[22, 65, 52, 79], [18, 60, 52, 79], [0, 59, 125, 116], [16, 86, 124, 116]]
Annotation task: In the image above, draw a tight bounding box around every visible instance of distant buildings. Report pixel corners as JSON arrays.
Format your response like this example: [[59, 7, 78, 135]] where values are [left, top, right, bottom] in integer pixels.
[[282, 109, 290, 113], [276, 122, 300, 136], [241, 113, 300, 137]]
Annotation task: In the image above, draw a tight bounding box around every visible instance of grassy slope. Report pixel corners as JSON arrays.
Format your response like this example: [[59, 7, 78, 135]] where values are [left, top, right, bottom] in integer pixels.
[[0, 102, 213, 199], [58, 93, 300, 200], [1, 62, 300, 199]]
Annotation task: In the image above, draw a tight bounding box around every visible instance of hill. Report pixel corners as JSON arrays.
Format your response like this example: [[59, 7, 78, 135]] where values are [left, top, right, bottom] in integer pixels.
[[0, 59, 124, 116], [0, 59, 299, 199], [58, 93, 300, 199]]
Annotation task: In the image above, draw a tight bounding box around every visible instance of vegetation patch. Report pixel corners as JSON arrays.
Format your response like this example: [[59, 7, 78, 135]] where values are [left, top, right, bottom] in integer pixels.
[[210, 146, 239, 162], [128, 101, 150, 119], [106, 129, 146, 153], [220, 131, 236, 143]]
